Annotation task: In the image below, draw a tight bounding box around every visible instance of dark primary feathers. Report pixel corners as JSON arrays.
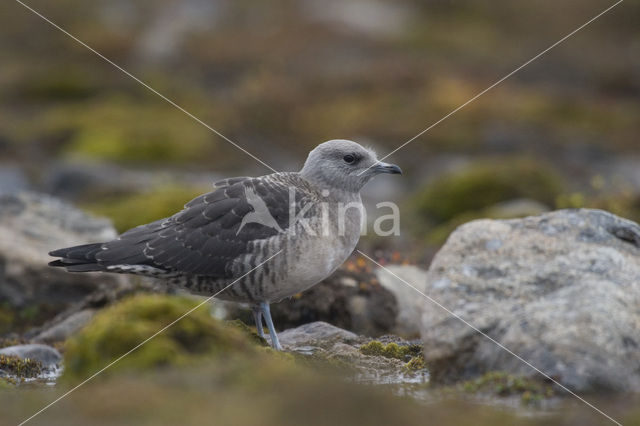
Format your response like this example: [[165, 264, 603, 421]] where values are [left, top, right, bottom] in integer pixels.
[[49, 173, 313, 278]]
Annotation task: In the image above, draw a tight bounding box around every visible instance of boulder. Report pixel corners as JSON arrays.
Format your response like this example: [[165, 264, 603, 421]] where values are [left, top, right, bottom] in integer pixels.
[[0, 344, 61, 366], [419, 209, 640, 392], [0, 192, 130, 327], [376, 265, 429, 337]]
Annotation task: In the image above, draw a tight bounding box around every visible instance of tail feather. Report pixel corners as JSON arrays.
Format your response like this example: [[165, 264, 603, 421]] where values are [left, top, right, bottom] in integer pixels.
[[48, 243, 106, 272]]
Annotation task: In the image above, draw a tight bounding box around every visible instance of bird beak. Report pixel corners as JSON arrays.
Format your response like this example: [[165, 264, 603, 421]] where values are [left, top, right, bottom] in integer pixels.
[[372, 161, 402, 175]]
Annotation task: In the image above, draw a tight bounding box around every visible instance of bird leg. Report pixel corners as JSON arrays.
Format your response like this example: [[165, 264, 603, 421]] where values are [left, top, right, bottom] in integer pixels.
[[252, 305, 264, 338], [259, 302, 283, 351]]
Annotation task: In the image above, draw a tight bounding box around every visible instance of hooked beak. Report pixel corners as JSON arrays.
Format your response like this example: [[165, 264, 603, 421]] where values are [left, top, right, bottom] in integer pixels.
[[372, 161, 402, 175]]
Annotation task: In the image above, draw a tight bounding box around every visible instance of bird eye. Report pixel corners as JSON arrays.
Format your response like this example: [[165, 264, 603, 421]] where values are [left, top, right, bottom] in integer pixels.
[[343, 154, 355, 164]]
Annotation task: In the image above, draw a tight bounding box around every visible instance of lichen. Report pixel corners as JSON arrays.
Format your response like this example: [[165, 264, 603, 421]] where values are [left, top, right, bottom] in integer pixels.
[[0, 354, 43, 378]]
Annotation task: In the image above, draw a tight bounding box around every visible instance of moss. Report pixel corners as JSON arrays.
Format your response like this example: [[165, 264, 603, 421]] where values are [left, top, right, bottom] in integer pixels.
[[360, 341, 422, 360], [0, 337, 26, 349], [557, 190, 640, 224], [459, 372, 554, 404], [225, 319, 269, 347], [411, 159, 564, 226], [360, 341, 426, 371], [62, 294, 259, 383], [0, 355, 43, 378], [62, 96, 219, 165], [405, 356, 426, 371], [81, 185, 207, 232], [0, 377, 17, 388]]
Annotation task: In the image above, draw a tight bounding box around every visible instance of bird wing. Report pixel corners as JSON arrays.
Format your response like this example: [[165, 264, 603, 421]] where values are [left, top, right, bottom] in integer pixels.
[[96, 173, 313, 278]]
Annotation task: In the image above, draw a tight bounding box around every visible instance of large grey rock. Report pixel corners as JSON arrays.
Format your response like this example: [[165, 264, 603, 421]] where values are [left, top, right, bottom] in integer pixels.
[[0, 192, 129, 312], [0, 344, 61, 366], [419, 209, 640, 392], [376, 265, 429, 337]]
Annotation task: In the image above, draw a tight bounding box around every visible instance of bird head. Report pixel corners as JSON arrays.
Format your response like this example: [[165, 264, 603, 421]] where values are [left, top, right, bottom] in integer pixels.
[[300, 139, 402, 192]]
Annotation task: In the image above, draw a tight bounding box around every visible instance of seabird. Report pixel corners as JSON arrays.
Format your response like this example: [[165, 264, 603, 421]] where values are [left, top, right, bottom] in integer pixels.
[[48, 139, 402, 350]]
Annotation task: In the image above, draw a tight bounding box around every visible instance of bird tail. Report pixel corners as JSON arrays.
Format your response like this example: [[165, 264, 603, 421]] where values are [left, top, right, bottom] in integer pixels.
[[48, 243, 106, 272]]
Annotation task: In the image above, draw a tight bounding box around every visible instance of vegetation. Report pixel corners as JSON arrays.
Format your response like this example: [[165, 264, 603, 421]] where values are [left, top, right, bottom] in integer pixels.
[[458, 372, 554, 405], [359, 340, 426, 371], [62, 294, 259, 382], [408, 159, 565, 243], [0, 354, 43, 378]]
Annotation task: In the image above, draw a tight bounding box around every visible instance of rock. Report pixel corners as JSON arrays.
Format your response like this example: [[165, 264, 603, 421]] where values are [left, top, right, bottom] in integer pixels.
[[32, 309, 96, 343], [376, 265, 429, 337], [0, 192, 130, 321], [277, 321, 427, 386], [0, 165, 29, 195], [268, 270, 398, 337], [419, 209, 640, 392], [278, 321, 358, 347], [0, 344, 61, 366]]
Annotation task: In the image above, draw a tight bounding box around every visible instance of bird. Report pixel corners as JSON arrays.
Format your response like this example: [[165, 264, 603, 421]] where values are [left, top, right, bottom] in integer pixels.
[[48, 139, 402, 350]]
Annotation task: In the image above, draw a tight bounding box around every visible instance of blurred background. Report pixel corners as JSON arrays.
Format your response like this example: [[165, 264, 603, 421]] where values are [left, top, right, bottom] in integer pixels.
[[1, 1, 640, 424], [1, 0, 638, 253]]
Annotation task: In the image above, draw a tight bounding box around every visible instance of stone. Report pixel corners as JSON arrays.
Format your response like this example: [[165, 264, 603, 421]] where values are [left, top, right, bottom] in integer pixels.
[[418, 209, 640, 392], [277, 321, 427, 386], [0, 344, 61, 366], [32, 309, 96, 344], [278, 321, 358, 347], [0, 192, 130, 316], [376, 265, 429, 337]]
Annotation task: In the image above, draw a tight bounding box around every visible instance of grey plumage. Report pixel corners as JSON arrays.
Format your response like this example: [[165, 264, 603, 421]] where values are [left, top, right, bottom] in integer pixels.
[[49, 139, 401, 349]]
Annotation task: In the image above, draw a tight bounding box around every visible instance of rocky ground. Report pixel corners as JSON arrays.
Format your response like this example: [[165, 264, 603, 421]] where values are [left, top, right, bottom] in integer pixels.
[[2, 192, 640, 425]]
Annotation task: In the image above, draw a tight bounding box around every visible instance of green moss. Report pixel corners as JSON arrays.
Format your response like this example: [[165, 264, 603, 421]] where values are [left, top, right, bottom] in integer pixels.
[[405, 356, 426, 371], [0, 337, 26, 349], [360, 341, 422, 360], [412, 159, 564, 226], [0, 377, 16, 388], [459, 372, 554, 404], [557, 191, 640, 224], [359, 341, 426, 371], [0, 355, 43, 378], [62, 294, 259, 383], [63, 97, 218, 165], [225, 319, 269, 347], [81, 185, 207, 232]]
